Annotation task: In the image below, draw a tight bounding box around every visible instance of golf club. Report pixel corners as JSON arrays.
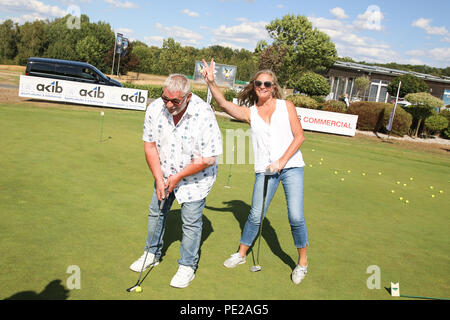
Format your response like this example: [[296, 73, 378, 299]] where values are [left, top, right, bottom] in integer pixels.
[[126, 189, 169, 292], [250, 174, 270, 272]]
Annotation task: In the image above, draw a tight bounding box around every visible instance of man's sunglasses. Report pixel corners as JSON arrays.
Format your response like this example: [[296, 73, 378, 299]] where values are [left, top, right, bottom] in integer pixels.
[[254, 80, 273, 88], [161, 94, 188, 106]]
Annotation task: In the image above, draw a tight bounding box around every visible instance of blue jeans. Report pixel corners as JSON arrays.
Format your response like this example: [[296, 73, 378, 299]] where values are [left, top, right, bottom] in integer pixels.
[[240, 167, 309, 249], [145, 189, 205, 271]]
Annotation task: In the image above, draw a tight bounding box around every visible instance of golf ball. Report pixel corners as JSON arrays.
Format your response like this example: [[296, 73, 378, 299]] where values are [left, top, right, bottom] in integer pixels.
[[341, 178, 345, 182], [391, 190, 395, 193], [347, 170, 351, 173], [430, 186, 434, 190], [440, 190, 444, 194], [397, 181, 401, 185], [378, 172, 382, 175], [432, 195, 436, 198], [334, 171, 338, 175], [410, 177, 414, 181], [403, 184, 407, 187], [362, 173, 366, 176], [405, 200, 410, 204], [399, 197, 403, 201], [135, 286, 142, 293]]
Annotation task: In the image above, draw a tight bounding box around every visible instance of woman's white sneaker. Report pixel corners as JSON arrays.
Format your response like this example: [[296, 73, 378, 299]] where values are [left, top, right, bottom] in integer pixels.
[[223, 253, 246, 268], [129, 252, 159, 272], [291, 265, 308, 284], [170, 265, 195, 288]]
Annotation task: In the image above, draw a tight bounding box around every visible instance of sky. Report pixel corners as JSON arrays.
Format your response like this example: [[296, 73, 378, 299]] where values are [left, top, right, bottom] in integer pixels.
[[1, 0, 449, 68]]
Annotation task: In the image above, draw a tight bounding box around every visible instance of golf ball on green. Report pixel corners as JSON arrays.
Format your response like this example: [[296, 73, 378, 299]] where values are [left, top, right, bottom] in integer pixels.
[[135, 286, 142, 293]]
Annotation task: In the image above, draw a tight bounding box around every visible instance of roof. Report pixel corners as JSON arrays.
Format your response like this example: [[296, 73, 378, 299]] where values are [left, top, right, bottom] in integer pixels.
[[333, 61, 450, 84]]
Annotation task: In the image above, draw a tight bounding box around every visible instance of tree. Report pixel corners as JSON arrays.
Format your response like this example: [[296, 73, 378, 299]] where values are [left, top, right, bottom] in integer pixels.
[[258, 44, 290, 83], [405, 92, 444, 137], [387, 74, 429, 98], [294, 72, 330, 96], [15, 20, 48, 65], [354, 76, 371, 100], [265, 14, 337, 85], [0, 20, 19, 62]]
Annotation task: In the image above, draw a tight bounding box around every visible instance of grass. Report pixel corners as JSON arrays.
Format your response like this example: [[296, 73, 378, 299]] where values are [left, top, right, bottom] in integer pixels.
[[0, 102, 449, 300]]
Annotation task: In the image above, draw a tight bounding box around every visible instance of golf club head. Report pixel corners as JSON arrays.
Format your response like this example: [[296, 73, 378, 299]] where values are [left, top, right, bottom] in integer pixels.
[[250, 265, 262, 272], [126, 284, 138, 292]]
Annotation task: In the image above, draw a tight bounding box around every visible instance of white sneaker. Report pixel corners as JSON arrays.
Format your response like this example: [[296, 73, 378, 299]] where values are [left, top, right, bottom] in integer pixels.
[[291, 264, 308, 284], [129, 251, 159, 272], [223, 253, 246, 268], [170, 265, 195, 288]]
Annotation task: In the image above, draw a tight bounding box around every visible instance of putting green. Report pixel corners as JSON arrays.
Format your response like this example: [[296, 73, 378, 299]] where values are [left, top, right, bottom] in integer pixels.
[[0, 103, 448, 300]]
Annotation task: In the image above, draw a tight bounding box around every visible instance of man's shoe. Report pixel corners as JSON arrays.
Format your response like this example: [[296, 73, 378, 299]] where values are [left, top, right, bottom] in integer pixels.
[[170, 265, 195, 288], [223, 253, 246, 268], [291, 264, 308, 284], [129, 251, 159, 272]]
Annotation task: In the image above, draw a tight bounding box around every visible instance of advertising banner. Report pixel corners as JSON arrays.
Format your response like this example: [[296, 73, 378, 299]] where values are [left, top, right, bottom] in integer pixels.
[[116, 33, 123, 54], [296, 107, 359, 136], [193, 61, 237, 88], [19, 75, 147, 111]]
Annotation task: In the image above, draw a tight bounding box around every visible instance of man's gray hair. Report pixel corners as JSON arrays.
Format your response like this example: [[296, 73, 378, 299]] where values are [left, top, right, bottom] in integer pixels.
[[164, 74, 191, 96]]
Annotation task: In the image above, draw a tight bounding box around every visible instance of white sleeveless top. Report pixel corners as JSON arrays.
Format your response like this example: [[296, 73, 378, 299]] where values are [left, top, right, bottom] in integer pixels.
[[250, 99, 305, 173]]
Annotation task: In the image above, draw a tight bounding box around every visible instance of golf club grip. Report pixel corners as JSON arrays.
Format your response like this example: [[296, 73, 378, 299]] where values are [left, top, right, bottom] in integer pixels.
[[159, 189, 169, 210]]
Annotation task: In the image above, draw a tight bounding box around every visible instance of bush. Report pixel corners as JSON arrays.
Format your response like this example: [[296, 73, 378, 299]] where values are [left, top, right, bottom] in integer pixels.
[[347, 102, 412, 136], [424, 115, 448, 135], [321, 100, 347, 113], [286, 95, 320, 109], [347, 102, 388, 132], [381, 105, 413, 136]]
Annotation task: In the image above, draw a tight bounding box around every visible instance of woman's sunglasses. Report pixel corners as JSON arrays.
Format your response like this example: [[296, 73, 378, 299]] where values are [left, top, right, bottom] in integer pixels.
[[254, 80, 273, 88]]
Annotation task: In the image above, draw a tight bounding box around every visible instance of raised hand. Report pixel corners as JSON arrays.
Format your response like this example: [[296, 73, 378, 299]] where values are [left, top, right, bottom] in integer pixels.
[[201, 58, 215, 84]]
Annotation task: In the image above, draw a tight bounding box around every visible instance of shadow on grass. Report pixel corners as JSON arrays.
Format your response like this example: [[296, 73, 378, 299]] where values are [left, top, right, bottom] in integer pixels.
[[206, 200, 297, 271], [4, 280, 70, 300], [159, 209, 214, 266]]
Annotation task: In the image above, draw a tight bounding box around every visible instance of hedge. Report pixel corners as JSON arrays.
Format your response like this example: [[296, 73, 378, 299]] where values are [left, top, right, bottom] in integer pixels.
[[347, 101, 412, 136]]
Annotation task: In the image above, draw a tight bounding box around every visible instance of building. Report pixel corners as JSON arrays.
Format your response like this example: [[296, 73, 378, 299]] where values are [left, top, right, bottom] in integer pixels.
[[327, 61, 450, 105]]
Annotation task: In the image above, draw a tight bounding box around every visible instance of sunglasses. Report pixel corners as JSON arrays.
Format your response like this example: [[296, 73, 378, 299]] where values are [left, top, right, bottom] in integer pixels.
[[161, 94, 188, 106], [254, 80, 273, 88]]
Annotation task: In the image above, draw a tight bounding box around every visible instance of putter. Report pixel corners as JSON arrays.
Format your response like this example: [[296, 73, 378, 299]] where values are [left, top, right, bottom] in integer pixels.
[[127, 190, 169, 292], [250, 174, 270, 272]]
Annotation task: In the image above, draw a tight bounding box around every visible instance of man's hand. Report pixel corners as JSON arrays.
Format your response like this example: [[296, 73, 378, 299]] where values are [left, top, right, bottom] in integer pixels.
[[164, 174, 182, 194]]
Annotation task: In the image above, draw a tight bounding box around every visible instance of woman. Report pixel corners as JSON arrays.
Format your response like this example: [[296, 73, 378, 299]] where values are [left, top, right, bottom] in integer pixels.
[[201, 59, 309, 284]]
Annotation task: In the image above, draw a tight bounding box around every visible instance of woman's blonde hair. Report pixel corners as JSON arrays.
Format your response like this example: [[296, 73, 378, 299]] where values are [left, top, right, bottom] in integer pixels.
[[237, 69, 283, 107]]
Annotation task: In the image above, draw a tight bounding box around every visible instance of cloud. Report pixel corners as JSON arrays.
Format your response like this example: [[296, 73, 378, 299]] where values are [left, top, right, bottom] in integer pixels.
[[405, 50, 426, 57], [104, 0, 138, 9], [0, 0, 66, 17], [211, 18, 269, 48], [155, 23, 203, 46], [412, 18, 448, 36], [428, 47, 450, 64], [181, 9, 199, 17], [353, 5, 384, 31], [330, 7, 348, 20], [309, 15, 398, 63]]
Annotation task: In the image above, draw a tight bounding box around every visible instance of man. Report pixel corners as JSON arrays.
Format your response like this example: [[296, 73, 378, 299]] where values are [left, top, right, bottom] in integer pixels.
[[130, 74, 222, 288]]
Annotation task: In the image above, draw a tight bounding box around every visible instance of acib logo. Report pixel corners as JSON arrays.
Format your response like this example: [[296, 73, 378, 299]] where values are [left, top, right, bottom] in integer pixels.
[[121, 91, 145, 104], [80, 87, 105, 99], [36, 81, 63, 93]]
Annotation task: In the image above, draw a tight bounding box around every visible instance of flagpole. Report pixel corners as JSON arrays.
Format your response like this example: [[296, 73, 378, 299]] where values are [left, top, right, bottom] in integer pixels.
[[387, 81, 402, 140]]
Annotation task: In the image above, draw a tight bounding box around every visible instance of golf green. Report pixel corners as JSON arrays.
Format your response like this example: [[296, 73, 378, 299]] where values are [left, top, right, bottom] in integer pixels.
[[0, 103, 448, 300]]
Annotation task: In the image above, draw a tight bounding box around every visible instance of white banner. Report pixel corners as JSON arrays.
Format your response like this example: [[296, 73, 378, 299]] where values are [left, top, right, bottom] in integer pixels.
[[296, 107, 359, 136], [19, 75, 147, 111]]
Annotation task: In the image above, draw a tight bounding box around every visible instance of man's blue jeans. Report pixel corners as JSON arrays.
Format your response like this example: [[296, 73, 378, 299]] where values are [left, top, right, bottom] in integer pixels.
[[145, 189, 205, 271], [240, 167, 309, 249]]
